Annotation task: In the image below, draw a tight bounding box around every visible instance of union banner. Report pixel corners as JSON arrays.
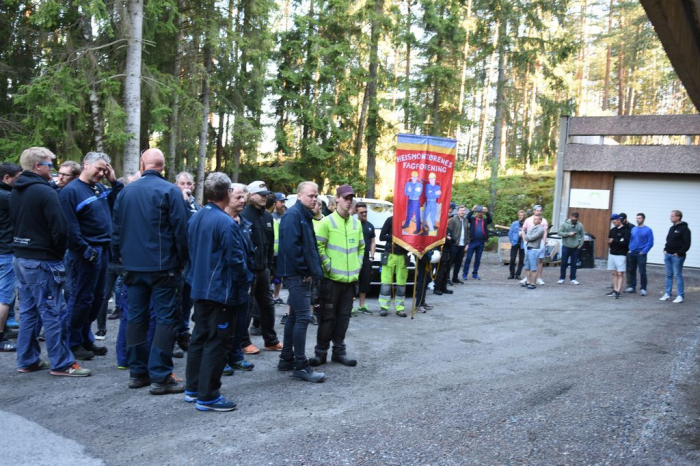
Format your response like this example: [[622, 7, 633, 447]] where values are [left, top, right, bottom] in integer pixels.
[[392, 133, 457, 258]]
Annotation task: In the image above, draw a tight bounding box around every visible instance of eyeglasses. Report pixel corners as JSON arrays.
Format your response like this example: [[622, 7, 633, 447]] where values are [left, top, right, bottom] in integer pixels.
[[39, 162, 53, 168], [57, 172, 73, 178]]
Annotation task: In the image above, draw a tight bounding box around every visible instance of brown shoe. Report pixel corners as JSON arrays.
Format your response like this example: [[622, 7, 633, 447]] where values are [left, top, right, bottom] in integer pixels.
[[243, 344, 260, 354], [264, 342, 283, 351]]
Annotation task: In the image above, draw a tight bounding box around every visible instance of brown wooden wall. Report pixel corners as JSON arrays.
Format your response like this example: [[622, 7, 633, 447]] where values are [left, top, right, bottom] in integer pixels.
[[568, 172, 615, 258]]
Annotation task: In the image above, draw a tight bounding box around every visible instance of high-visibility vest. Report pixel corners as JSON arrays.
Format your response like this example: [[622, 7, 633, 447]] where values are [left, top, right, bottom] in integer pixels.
[[273, 217, 280, 256], [316, 211, 365, 283]]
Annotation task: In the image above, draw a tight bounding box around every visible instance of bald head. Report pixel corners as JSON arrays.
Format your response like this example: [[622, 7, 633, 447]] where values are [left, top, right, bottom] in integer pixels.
[[141, 148, 165, 172]]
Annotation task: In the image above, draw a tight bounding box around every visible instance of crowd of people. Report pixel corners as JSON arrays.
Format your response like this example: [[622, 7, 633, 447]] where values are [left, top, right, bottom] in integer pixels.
[[0, 146, 692, 413]]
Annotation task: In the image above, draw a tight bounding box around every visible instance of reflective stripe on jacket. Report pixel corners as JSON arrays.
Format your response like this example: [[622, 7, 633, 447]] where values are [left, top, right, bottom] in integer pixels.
[[316, 211, 365, 283]]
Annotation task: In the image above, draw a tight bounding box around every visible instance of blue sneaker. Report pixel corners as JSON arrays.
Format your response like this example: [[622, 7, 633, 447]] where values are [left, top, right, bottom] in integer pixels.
[[222, 364, 234, 376], [184, 391, 197, 403], [462, 274, 468, 281], [6, 317, 18, 329], [232, 360, 255, 371], [472, 274, 481, 280], [195, 396, 237, 412]]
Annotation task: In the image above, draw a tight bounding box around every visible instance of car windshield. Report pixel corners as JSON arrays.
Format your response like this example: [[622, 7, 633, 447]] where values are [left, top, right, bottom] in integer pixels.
[[364, 202, 393, 231]]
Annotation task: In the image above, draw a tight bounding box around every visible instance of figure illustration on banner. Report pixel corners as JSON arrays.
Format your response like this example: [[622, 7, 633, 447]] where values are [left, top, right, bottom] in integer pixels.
[[423, 173, 441, 234], [401, 171, 423, 234]]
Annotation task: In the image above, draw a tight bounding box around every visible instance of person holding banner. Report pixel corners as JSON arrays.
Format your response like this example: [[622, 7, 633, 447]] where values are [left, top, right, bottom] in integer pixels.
[[401, 172, 423, 235], [379, 216, 408, 317], [423, 173, 441, 234]]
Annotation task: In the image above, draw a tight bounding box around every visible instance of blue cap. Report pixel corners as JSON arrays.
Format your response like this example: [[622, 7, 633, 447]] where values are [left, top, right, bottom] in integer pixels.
[[610, 213, 620, 220], [275, 193, 286, 202], [449, 202, 456, 209]]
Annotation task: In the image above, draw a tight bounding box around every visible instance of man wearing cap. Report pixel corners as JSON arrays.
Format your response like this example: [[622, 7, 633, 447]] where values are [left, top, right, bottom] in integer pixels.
[[557, 212, 585, 285], [402, 171, 423, 234], [309, 185, 364, 368], [520, 205, 549, 286], [462, 204, 492, 280], [271, 193, 286, 305], [606, 214, 630, 299], [422, 173, 441, 233], [240, 181, 282, 353]]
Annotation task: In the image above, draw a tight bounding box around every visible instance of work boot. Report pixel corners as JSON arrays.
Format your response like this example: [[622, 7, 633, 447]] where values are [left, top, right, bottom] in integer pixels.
[[309, 354, 327, 367], [440, 288, 453, 294], [149, 374, 186, 395], [71, 346, 95, 361], [433, 289, 443, 296], [84, 343, 108, 356], [278, 358, 294, 371], [332, 354, 357, 367], [292, 365, 325, 383]]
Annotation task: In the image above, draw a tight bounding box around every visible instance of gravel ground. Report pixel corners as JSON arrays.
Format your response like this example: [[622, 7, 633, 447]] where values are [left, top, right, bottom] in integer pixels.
[[1, 254, 699, 466]]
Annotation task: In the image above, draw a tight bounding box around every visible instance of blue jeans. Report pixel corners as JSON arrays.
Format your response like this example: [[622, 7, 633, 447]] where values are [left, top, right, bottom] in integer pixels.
[[463, 240, 485, 277], [66, 247, 108, 349], [0, 253, 16, 305], [124, 269, 179, 383], [559, 246, 580, 280], [280, 276, 312, 368], [116, 285, 129, 367], [627, 252, 647, 291], [13, 258, 75, 371], [664, 254, 685, 297]]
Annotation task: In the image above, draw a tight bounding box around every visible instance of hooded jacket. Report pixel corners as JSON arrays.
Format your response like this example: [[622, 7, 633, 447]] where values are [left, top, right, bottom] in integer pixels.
[[0, 182, 14, 255], [9, 171, 67, 261], [664, 221, 691, 256], [240, 203, 274, 272]]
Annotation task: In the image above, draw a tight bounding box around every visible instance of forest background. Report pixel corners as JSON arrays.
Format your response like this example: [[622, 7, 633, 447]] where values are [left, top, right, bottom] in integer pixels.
[[0, 0, 697, 221]]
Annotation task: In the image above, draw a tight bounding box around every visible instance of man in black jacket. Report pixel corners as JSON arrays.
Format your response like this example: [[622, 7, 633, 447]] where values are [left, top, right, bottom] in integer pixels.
[[112, 148, 189, 395], [660, 210, 692, 304], [239, 180, 282, 354], [606, 214, 630, 299], [276, 181, 325, 383], [0, 163, 21, 351], [10, 147, 90, 376]]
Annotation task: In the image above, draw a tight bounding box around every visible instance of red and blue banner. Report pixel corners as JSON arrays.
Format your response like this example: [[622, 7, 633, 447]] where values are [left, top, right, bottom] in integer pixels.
[[393, 133, 457, 258]]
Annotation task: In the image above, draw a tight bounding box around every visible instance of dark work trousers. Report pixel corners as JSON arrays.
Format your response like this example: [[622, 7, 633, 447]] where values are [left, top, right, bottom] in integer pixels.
[[450, 245, 466, 281], [176, 277, 193, 336], [185, 300, 239, 403], [240, 269, 279, 348], [559, 246, 580, 280], [463, 240, 485, 277], [434, 245, 452, 292], [229, 294, 251, 365], [414, 258, 432, 307], [280, 276, 312, 369], [97, 261, 124, 332], [66, 246, 108, 350], [125, 269, 179, 383], [315, 279, 355, 357], [509, 244, 525, 277]]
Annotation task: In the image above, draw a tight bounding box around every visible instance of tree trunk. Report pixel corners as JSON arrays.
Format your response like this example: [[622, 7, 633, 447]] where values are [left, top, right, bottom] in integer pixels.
[[457, 0, 473, 116], [167, 0, 184, 181], [602, 0, 614, 111], [475, 27, 498, 179], [216, 110, 224, 171], [489, 19, 506, 211], [196, 45, 212, 205], [123, 0, 144, 175], [403, 0, 411, 129], [88, 85, 104, 153], [365, 0, 384, 198]]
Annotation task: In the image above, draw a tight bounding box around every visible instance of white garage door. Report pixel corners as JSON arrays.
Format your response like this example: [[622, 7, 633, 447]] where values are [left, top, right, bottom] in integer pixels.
[[612, 177, 700, 268]]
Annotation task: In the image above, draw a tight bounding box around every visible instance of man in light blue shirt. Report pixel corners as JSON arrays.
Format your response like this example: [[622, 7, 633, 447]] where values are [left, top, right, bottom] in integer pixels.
[[626, 213, 654, 296]]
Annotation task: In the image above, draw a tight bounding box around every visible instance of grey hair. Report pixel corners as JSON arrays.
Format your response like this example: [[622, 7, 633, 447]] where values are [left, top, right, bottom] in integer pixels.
[[19, 147, 55, 171], [83, 151, 111, 165], [204, 172, 232, 202], [61, 160, 82, 176], [176, 171, 194, 183], [297, 181, 318, 195], [230, 183, 247, 193]]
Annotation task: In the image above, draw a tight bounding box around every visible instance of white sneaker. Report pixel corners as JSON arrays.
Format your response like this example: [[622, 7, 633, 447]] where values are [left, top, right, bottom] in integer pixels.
[[557, 279, 565, 284], [673, 296, 684, 304], [520, 278, 527, 285], [660, 294, 671, 301], [571, 280, 580, 285], [536, 278, 545, 286], [640, 289, 646, 296]]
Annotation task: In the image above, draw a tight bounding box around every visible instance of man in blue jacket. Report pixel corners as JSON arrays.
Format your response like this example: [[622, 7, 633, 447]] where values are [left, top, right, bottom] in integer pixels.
[[625, 213, 654, 296], [276, 181, 325, 383], [184, 173, 253, 412], [462, 205, 493, 280], [507, 210, 525, 279], [112, 148, 189, 395], [60, 152, 123, 361]]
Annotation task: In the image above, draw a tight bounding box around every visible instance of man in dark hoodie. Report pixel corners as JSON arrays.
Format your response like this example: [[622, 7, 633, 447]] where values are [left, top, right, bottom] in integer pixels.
[[60, 152, 123, 361], [10, 147, 90, 376], [112, 148, 189, 395], [239, 180, 281, 354], [276, 181, 325, 383], [0, 162, 22, 352], [660, 210, 691, 304]]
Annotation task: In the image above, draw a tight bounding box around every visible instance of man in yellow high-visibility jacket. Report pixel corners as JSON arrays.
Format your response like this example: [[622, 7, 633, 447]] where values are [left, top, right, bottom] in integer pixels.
[[309, 184, 364, 367]]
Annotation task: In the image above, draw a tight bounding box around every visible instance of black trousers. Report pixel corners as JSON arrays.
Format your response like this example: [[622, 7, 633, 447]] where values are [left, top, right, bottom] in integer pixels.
[[509, 244, 525, 277], [185, 300, 240, 402], [415, 258, 432, 307], [451, 245, 466, 281], [434, 245, 452, 291], [241, 268, 279, 348], [315, 280, 355, 357]]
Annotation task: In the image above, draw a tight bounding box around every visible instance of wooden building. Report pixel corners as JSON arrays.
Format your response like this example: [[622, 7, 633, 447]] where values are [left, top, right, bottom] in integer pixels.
[[551, 115, 700, 268]]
